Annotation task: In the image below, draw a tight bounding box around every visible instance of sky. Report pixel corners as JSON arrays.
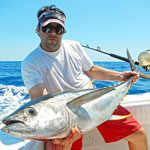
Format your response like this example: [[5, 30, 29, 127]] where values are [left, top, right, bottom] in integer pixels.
[[0, 0, 150, 61]]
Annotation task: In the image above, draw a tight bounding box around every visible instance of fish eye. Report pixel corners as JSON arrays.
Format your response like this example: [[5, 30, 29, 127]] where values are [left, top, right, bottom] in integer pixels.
[[27, 107, 37, 116]]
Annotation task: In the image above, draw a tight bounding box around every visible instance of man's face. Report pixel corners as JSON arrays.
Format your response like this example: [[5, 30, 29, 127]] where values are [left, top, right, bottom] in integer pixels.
[[37, 23, 64, 52]]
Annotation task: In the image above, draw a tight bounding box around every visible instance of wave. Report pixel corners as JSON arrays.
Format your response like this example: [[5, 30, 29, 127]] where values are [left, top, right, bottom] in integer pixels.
[[0, 84, 30, 122]]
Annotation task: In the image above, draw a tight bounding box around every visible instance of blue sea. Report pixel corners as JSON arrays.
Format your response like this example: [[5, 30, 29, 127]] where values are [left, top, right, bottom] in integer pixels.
[[0, 61, 150, 146]]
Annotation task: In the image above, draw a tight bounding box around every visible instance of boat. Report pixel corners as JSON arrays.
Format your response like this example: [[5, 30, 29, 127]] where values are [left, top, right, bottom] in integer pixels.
[[0, 93, 150, 150]]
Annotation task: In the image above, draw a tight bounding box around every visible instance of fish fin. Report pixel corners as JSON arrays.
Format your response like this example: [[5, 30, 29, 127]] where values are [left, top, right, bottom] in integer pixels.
[[127, 49, 137, 72], [82, 79, 96, 89], [88, 79, 96, 88], [110, 114, 132, 120], [67, 87, 115, 110]]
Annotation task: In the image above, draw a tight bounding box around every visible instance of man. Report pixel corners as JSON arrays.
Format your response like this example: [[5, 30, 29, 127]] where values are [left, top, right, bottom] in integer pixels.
[[21, 5, 148, 150]]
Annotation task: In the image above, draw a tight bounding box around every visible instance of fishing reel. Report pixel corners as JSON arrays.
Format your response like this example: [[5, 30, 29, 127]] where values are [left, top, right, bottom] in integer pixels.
[[137, 50, 150, 72]]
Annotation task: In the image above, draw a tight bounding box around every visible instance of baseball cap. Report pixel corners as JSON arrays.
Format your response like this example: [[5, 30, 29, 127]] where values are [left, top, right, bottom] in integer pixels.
[[38, 10, 66, 28]]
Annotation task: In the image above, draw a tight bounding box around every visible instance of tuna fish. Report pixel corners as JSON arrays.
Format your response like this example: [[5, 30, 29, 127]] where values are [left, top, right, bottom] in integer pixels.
[[1, 79, 131, 140], [1, 50, 150, 140]]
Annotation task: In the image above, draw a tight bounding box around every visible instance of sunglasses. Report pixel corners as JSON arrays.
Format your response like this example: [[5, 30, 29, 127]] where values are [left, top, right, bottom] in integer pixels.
[[41, 24, 66, 35]]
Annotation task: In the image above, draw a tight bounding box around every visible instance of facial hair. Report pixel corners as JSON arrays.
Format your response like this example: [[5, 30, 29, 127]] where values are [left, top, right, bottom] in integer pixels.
[[43, 35, 61, 52]]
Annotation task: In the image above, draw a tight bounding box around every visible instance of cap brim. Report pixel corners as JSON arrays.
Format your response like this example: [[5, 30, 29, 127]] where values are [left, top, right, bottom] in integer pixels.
[[41, 19, 65, 28]]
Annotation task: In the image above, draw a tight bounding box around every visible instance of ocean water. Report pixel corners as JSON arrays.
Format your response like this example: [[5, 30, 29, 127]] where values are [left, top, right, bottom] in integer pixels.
[[0, 61, 150, 145]]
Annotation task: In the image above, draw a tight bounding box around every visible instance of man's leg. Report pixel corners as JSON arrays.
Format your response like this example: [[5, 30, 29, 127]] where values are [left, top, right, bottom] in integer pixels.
[[124, 127, 148, 150]]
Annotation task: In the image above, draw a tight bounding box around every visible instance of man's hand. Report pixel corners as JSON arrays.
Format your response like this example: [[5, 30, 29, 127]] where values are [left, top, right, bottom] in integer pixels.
[[120, 71, 139, 85], [46, 126, 82, 150]]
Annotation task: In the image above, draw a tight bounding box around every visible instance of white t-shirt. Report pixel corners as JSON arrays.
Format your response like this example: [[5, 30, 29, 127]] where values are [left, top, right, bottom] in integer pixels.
[[21, 40, 94, 93]]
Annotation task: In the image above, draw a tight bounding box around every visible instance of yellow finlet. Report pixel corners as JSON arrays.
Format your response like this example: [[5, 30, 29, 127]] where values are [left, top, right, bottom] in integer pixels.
[[88, 79, 96, 88]]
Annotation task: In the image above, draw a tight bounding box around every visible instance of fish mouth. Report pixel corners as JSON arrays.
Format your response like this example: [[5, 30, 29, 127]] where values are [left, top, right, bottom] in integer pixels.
[[3, 119, 25, 126], [1, 119, 26, 134]]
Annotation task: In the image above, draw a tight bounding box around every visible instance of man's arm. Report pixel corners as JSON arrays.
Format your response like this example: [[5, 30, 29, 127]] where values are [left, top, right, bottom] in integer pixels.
[[85, 65, 139, 84], [29, 83, 48, 100], [85, 65, 122, 81]]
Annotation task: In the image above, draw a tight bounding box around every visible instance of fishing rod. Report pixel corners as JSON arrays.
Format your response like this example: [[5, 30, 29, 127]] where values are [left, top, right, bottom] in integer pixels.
[[82, 44, 139, 64], [82, 44, 150, 71]]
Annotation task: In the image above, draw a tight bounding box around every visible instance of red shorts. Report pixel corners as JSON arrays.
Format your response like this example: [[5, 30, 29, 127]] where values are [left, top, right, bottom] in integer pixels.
[[71, 105, 141, 149]]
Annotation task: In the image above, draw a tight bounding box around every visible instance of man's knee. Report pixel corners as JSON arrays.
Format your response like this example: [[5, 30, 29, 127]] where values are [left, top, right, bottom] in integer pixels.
[[124, 127, 147, 142], [124, 127, 148, 150], [133, 127, 147, 140]]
